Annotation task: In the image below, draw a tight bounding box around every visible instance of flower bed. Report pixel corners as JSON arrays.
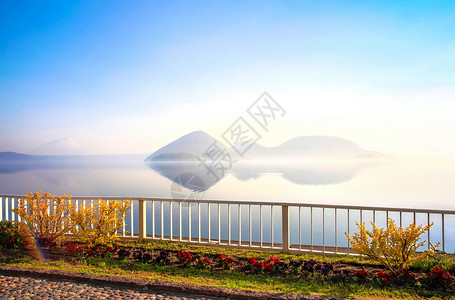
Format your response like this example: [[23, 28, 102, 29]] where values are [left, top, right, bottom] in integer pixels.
[[60, 242, 455, 293]]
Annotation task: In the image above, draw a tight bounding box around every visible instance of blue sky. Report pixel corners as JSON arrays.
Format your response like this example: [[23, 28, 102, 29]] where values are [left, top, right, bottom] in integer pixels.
[[1, 1, 454, 156]]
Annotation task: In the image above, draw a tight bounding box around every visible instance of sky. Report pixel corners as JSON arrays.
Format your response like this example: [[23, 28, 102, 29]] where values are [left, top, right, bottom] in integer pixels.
[[1, 0, 454, 156]]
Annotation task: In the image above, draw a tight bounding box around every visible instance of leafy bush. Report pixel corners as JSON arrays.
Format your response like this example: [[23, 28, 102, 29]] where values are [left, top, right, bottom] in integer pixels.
[[0, 221, 23, 249], [69, 199, 131, 247], [412, 252, 455, 273], [346, 218, 439, 274], [12, 191, 73, 247]]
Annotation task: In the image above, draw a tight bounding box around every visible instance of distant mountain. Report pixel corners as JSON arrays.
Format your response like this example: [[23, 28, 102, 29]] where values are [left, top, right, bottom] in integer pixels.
[[241, 136, 387, 160], [30, 138, 83, 155], [145, 131, 388, 162], [145, 131, 229, 161]]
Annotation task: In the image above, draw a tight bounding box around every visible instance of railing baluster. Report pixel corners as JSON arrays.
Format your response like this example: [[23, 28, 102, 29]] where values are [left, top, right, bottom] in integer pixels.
[[271, 205, 274, 249], [198, 202, 201, 243], [442, 214, 445, 252], [218, 204, 221, 244], [260, 205, 263, 248], [161, 201, 164, 240], [310, 207, 313, 253], [335, 208, 337, 254], [249, 204, 252, 247], [208, 203, 211, 244], [5, 197, 8, 221], [152, 200, 155, 239], [179, 201, 182, 241], [170, 201, 173, 240], [188, 202, 192, 242], [238, 204, 241, 247], [323, 207, 325, 253], [130, 200, 134, 237], [299, 206, 302, 251], [122, 199, 126, 237], [347, 209, 350, 255], [228, 204, 231, 245]]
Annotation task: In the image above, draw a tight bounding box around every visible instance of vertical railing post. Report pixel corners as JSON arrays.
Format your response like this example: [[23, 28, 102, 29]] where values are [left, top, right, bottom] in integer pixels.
[[442, 214, 445, 252], [5, 197, 8, 221], [139, 199, 146, 241], [282, 205, 289, 252]]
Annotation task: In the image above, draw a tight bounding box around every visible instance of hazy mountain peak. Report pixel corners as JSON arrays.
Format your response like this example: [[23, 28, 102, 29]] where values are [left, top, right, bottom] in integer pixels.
[[145, 130, 226, 161], [245, 135, 383, 160], [30, 138, 83, 155]]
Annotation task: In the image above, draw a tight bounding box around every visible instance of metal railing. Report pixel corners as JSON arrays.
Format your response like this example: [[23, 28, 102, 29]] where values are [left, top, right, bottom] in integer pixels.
[[1, 194, 454, 254]]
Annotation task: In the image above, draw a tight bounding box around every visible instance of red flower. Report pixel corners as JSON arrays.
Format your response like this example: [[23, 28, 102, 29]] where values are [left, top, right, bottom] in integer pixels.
[[218, 254, 224, 261], [382, 277, 388, 282], [253, 261, 263, 269], [248, 257, 257, 264], [355, 268, 368, 278], [67, 244, 78, 252]]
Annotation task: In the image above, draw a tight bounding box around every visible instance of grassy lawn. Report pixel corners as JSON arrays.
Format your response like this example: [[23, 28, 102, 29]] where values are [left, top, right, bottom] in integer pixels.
[[1, 240, 454, 299]]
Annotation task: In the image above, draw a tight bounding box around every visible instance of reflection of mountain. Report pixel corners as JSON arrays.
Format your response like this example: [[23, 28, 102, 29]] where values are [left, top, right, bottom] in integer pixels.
[[231, 161, 374, 185], [0, 152, 147, 173], [146, 161, 223, 192]]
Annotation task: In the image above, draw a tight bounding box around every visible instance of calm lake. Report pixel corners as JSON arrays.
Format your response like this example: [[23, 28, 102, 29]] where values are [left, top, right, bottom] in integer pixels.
[[1, 156, 454, 252], [0, 157, 454, 210]]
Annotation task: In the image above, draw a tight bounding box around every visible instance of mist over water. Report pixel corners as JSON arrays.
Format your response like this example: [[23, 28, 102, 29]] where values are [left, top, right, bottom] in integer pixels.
[[0, 157, 454, 210]]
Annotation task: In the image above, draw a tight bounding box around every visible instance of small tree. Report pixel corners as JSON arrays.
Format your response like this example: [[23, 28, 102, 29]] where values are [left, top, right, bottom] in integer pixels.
[[346, 218, 439, 274], [12, 191, 73, 247], [69, 199, 131, 247]]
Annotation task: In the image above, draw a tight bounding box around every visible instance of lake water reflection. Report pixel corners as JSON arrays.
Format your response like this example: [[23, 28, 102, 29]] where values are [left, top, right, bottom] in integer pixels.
[[1, 157, 455, 252], [0, 157, 454, 210]]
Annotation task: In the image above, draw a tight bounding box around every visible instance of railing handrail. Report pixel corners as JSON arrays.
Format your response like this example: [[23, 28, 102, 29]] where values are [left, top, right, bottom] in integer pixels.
[[1, 194, 454, 215]]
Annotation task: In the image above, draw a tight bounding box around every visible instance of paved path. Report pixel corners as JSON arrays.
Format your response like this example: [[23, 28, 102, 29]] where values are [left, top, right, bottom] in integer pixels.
[[0, 274, 225, 300]]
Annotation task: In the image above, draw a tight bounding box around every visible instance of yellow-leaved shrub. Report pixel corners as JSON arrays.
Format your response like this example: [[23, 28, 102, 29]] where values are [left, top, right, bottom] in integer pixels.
[[346, 218, 439, 273], [12, 191, 73, 247], [69, 199, 131, 247]]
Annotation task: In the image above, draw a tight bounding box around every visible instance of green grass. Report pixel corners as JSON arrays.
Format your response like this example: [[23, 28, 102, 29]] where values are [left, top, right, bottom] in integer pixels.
[[1, 240, 454, 299]]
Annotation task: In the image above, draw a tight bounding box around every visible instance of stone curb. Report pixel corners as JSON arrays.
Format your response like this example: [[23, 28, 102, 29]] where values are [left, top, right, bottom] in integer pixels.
[[0, 265, 346, 299]]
